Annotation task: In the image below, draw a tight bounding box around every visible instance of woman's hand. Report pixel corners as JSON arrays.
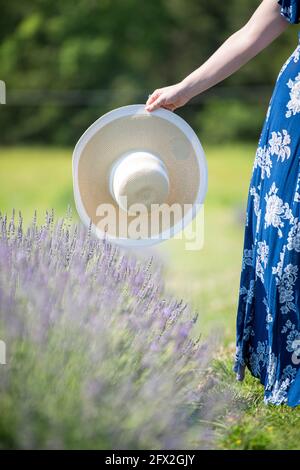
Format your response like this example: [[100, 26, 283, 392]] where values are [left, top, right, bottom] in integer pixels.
[[145, 82, 191, 112], [146, 1, 288, 113]]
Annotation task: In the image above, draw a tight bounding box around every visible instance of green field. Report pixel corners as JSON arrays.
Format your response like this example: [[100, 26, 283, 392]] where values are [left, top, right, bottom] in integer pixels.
[[1, 144, 299, 449]]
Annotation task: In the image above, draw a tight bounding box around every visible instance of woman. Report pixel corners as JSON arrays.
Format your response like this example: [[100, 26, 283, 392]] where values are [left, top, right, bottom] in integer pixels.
[[146, 0, 300, 407]]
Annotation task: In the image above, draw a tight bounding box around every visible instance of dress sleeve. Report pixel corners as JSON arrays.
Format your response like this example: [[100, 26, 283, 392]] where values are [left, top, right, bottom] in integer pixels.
[[278, 0, 300, 23]]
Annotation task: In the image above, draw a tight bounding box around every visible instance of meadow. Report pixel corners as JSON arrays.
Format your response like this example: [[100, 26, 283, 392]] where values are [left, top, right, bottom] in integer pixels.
[[0, 144, 299, 449]]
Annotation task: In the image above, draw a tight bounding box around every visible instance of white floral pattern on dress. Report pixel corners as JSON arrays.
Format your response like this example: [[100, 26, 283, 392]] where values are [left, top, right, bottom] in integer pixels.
[[294, 161, 300, 202], [264, 182, 293, 237], [286, 72, 300, 118], [253, 146, 272, 179], [281, 319, 300, 370], [264, 297, 273, 330], [249, 341, 268, 378], [253, 130, 291, 179], [272, 247, 286, 279], [266, 351, 277, 390], [264, 377, 290, 405], [276, 264, 298, 315], [249, 186, 261, 235], [239, 279, 255, 305], [256, 241, 269, 283], [268, 130, 291, 161], [282, 364, 298, 380], [242, 246, 254, 270], [287, 218, 300, 251]]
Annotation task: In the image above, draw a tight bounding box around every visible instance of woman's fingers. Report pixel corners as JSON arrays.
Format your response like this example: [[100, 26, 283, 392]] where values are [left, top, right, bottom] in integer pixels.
[[145, 85, 180, 112], [146, 89, 160, 106], [146, 94, 166, 112]]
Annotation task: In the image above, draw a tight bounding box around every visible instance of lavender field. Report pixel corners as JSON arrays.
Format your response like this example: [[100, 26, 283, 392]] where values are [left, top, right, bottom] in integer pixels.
[[0, 210, 225, 449], [2, 145, 299, 450]]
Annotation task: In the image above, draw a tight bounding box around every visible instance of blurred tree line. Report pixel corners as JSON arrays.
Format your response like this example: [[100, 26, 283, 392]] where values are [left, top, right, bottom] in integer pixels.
[[0, 0, 299, 145]]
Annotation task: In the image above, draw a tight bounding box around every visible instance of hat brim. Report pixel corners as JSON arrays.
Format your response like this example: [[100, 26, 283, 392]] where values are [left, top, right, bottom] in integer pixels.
[[72, 104, 207, 247]]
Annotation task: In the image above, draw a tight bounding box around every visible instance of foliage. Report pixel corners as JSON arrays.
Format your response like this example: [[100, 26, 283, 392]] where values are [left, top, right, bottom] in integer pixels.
[[196, 98, 266, 144], [0, 210, 221, 449], [0, 0, 299, 144]]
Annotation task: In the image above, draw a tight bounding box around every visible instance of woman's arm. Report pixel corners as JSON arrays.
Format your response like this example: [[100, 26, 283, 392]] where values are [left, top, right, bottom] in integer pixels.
[[145, 0, 288, 112]]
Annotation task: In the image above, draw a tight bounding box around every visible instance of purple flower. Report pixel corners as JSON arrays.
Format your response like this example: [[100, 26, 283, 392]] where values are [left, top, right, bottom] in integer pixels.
[[0, 211, 222, 450]]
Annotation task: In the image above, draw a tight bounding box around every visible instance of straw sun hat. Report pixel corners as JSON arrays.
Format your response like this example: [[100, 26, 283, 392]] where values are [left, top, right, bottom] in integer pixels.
[[72, 104, 207, 247]]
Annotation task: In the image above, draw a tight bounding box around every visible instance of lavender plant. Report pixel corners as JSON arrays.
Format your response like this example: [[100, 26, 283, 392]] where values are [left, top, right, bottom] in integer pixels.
[[0, 210, 219, 449]]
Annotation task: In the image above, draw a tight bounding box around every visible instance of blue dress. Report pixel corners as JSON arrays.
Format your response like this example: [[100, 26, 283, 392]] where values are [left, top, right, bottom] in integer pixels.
[[234, 0, 300, 406]]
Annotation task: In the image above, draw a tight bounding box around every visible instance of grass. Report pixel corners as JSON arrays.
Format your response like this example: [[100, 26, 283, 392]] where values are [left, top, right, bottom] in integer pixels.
[[0, 143, 300, 449], [0, 146, 74, 223], [213, 350, 300, 450]]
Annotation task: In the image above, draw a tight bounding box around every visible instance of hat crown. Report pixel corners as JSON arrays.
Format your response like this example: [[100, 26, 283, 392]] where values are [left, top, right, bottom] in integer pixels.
[[109, 151, 170, 214]]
